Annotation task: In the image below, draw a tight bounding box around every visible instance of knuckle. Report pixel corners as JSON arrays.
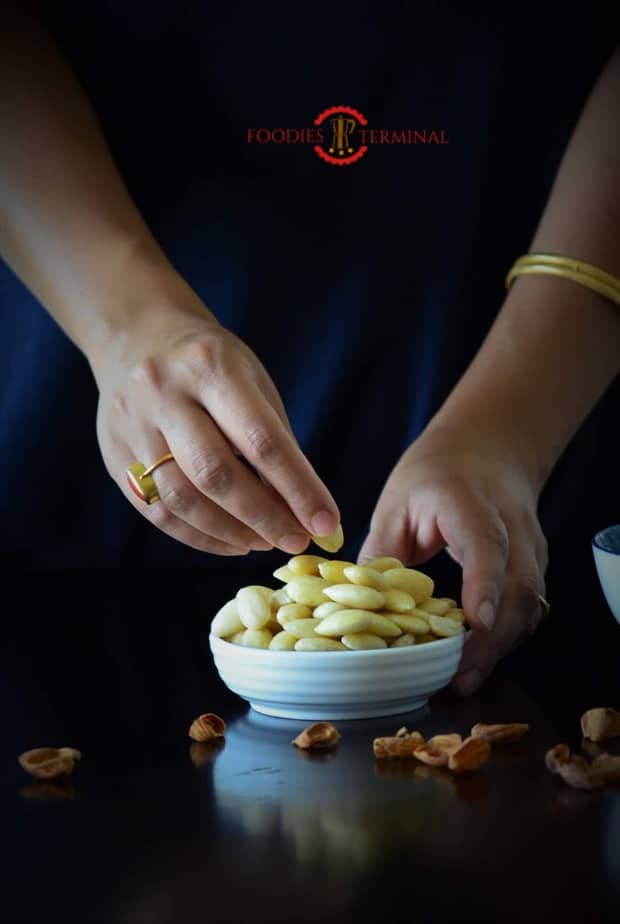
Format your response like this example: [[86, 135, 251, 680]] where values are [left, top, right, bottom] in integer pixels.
[[244, 426, 281, 465], [247, 510, 280, 540], [188, 338, 225, 387], [158, 481, 194, 516], [144, 501, 172, 529], [486, 520, 509, 559], [510, 574, 541, 635], [192, 454, 232, 496], [111, 390, 129, 416], [129, 357, 162, 391]]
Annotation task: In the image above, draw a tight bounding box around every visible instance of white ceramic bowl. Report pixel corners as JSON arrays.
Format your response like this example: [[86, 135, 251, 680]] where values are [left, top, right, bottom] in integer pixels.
[[593, 525, 620, 626], [209, 632, 465, 720]]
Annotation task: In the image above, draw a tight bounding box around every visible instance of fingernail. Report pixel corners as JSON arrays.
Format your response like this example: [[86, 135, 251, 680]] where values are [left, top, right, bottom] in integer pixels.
[[249, 538, 273, 551], [477, 600, 495, 632], [453, 667, 483, 697], [311, 509, 337, 536], [278, 532, 309, 554], [224, 547, 250, 556]]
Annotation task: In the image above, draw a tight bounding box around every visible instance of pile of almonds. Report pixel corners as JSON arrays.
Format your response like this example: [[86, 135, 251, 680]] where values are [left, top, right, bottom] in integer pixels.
[[211, 554, 466, 652]]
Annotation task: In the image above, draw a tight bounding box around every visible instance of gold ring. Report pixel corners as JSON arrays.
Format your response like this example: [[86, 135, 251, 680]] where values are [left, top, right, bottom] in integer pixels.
[[126, 452, 175, 504], [539, 594, 551, 619]]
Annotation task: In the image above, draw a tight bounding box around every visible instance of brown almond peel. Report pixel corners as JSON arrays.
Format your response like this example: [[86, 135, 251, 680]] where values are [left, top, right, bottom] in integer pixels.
[[189, 739, 225, 767], [18, 747, 81, 780], [580, 707, 620, 743], [555, 760, 601, 791], [545, 744, 608, 791], [293, 721, 341, 749], [189, 713, 226, 741], [413, 744, 449, 767], [373, 733, 425, 758], [470, 722, 530, 744], [590, 754, 620, 787], [448, 736, 491, 773], [545, 743, 571, 773], [427, 733, 463, 755]]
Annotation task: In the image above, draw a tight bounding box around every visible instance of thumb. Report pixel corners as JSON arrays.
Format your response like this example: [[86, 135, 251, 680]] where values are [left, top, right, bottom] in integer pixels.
[[357, 503, 413, 565]]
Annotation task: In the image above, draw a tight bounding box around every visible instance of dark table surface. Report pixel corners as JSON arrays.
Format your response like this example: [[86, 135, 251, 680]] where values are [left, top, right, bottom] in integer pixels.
[[2, 551, 620, 924]]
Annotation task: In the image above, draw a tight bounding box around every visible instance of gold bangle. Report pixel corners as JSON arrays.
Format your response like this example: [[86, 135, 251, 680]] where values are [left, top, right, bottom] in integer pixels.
[[505, 252, 620, 307]]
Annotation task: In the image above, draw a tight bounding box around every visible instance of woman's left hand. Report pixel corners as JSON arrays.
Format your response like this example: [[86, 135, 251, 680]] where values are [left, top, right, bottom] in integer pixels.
[[357, 425, 548, 696]]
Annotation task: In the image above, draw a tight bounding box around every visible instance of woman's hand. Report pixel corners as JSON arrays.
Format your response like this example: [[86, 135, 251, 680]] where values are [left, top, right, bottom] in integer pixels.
[[93, 302, 340, 556], [357, 425, 548, 696]]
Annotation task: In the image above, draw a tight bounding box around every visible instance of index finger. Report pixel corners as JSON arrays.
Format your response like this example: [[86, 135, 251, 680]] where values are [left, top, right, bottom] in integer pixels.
[[202, 380, 341, 539]]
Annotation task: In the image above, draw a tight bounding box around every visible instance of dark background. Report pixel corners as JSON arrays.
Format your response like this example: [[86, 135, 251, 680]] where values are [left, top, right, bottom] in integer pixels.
[[0, 1, 617, 584]]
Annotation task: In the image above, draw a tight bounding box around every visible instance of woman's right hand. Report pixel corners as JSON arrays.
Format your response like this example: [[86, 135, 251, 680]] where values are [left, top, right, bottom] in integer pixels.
[[92, 298, 340, 557]]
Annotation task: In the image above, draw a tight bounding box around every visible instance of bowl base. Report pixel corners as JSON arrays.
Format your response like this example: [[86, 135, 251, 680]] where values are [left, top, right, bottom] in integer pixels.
[[249, 697, 429, 721]]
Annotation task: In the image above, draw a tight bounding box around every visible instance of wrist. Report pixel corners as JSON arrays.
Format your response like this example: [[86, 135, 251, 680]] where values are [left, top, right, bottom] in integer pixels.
[[420, 415, 548, 498], [82, 241, 219, 381]]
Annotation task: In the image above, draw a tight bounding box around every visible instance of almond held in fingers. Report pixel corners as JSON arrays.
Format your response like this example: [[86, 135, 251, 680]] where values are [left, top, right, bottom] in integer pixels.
[[189, 713, 226, 741], [293, 721, 341, 749], [447, 736, 491, 772], [471, 723, 530, 744], [580, 707, 620, 742], [311, 524, 344, 553], [18, 747, 81, 780]]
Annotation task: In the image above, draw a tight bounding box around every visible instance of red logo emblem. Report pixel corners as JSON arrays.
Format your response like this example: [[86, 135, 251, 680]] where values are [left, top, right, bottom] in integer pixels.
[[313, 106, 368, 166]]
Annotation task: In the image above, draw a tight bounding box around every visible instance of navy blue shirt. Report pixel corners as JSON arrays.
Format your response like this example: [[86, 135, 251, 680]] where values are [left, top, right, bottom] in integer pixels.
[[1, 2, 618, 573]]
